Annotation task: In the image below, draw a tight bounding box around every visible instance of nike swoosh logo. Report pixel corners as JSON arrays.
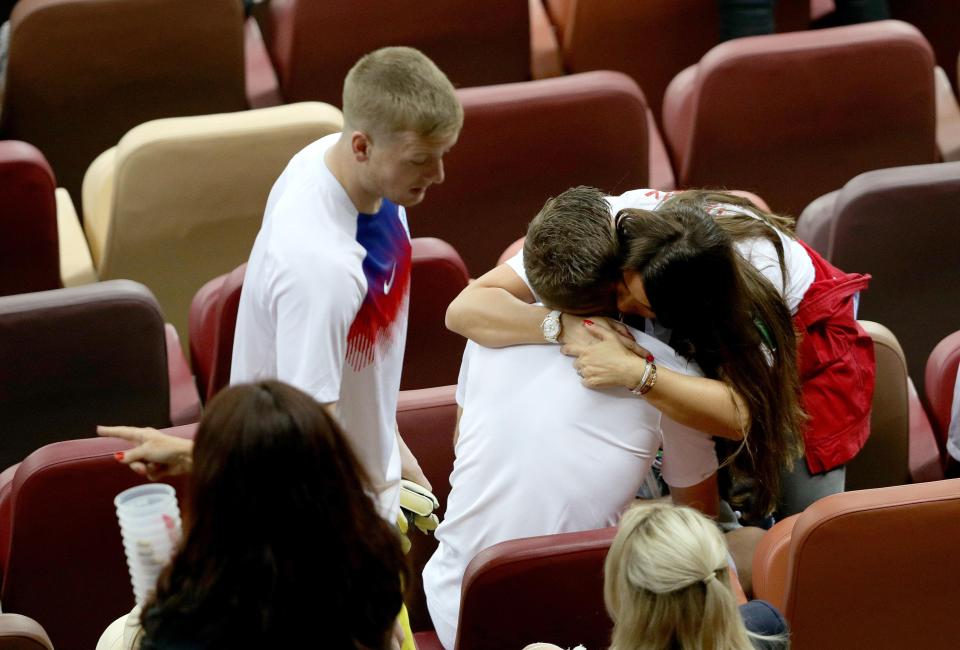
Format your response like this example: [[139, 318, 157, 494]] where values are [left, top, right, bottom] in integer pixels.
[[383, 262, 397, 295]]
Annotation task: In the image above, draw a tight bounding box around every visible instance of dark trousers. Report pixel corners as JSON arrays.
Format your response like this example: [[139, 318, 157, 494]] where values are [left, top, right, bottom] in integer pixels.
[[718, 0, 890, 41]]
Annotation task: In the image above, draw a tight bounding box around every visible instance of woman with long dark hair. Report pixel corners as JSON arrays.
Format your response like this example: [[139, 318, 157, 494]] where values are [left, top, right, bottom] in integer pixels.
[[98, 380, 408, 649]]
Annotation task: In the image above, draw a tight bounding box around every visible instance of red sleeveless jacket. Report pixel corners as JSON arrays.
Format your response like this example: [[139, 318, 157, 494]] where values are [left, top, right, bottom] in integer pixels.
[[794, 240, 875, 473]]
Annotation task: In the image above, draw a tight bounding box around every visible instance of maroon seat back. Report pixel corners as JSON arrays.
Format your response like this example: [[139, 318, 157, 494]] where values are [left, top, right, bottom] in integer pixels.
[[395, 385, 458, 632], [0, 281, 173, 472], [0, 427, 195, 650], [455, 527, 617, 650], [189, 263, 247, 403], [546, 0, 812, 123], [403, 239, 469, 390], [0, 141, 60, 297], [663, 20, 937, 217], [408, 71, 650, 276], [797, 161, 960, 395], [259, 0, 530, 105], [925, 330, 960, 450], [889, 0, 960, 96], [1, 0, 248, 211]]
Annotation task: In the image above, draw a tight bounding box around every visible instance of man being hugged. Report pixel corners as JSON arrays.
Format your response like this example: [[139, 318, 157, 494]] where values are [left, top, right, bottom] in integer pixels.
[[231, 46, 463, 521]]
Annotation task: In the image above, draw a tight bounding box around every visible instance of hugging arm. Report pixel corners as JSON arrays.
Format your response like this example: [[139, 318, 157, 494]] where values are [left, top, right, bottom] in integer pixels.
[[444, 263, 596, 348]]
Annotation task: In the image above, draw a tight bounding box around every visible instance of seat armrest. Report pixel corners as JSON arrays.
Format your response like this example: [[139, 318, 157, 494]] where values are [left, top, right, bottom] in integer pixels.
[[165, 324, 202, 426], [751, 514, 800, 612], [909, 378, 945, 482], [0, 614, 54, 650], [55, 188, 98, 287], [935, 66, 960, 162], [244, 16, 283, 108], [529, 0, 564, 79]]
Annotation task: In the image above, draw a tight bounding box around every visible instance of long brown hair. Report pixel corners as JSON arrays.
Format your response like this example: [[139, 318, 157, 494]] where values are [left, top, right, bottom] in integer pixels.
[[140, 381, 407, 649], [617, 196, 804, 517]]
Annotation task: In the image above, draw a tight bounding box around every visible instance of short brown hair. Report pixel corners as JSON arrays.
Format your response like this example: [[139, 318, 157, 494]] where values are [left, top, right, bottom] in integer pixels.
[[523, 186, 620, 312], [343, 46, 463, 139]]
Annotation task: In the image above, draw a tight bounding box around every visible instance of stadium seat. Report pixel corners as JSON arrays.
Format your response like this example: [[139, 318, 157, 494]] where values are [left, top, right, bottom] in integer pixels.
[[0, 140, 95, 296], [542, 0, 814, 123], [847, 321, 911, 489], [663, 20, 937, 216], [82, 102, 343, 348], [797, 160, 960, 395], [257, 0, 558, 105], [0, 281, 200, 473], [413, 526, 617, 649], [189, 264, 247, 404], [0, 614, 53, 650], [396, 385, 458, 633], [408, 71, 658, 276], [752, 479, 960, 649], [925, 330, 960, 452], [403, 239, 470, 390], [0, 0, 251, 211], [0, 427, 196, 650]]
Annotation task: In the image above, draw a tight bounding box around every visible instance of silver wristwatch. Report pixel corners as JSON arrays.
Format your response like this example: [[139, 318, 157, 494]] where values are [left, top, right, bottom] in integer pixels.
[[540, 310, 563, 344]]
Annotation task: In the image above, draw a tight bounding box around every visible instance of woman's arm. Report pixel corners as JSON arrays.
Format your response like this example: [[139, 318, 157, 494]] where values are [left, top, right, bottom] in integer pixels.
[[566, 323, 750, 441], [445, 264, 591, 348]]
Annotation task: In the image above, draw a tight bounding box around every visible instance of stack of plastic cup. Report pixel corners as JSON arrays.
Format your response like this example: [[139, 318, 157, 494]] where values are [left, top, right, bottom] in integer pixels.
[[114, 484, 183, 605]]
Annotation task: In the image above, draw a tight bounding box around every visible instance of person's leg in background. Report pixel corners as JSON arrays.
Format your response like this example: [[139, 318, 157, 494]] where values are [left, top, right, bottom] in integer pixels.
[[834, 0, 889, 25], [777, 458, 846, 517], [718, 0, 777, 41]]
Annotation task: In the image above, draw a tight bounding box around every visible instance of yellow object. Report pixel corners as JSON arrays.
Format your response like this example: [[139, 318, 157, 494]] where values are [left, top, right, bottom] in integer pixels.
[[398, 604, 415, 650]]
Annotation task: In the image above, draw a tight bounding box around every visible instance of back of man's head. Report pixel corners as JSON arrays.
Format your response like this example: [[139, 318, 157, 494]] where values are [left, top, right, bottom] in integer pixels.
[[343, 47, 463, 139], [523, 186, 620, 312]]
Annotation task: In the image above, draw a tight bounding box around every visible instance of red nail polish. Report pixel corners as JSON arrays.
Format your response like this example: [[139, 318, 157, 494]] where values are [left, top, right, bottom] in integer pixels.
[[646, 354, 655, 363], [114, 452, 125, 461], [583, 319, 594, 326]]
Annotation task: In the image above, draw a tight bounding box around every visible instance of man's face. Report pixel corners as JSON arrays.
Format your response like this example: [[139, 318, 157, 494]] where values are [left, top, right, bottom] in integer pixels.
[[616, 270, 656, 319], [365, 130, 458, 207]]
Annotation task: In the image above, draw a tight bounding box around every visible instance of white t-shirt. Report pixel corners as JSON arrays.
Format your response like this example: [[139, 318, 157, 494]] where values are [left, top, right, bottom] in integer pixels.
[[231, 133, 410, 520], [422, 332, 717, 650], [513, 188, 815, 314]]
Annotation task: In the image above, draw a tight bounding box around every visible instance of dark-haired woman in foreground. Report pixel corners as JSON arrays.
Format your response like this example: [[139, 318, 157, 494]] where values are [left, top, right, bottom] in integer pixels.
[[98, 380, 408, 650]]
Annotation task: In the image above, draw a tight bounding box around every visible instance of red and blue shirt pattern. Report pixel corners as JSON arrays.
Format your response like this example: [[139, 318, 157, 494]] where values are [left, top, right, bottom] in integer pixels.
[[346, 199, 411, 371]]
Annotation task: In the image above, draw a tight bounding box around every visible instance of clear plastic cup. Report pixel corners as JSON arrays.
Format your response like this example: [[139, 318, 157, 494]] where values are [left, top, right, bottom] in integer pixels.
[[114, 484, 183, 605]]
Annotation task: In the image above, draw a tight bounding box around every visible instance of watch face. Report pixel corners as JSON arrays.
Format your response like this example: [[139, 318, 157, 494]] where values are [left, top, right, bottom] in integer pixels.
[[543, 318, 561, 340]]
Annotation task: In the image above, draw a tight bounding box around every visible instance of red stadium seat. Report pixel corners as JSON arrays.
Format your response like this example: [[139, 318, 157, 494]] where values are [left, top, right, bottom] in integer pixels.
[[663, 20, 937, 216], [404, 239, 470, 390], [396, 385, 458, 632], [543, 0, 814, 123], [925, 330, 960, 452], [0, 427, 196, 650], [408, 71, 659, 276], [258, 0, 538, 104], [753, 479, 960, 649], [0, 0, 249, 210], [189, 263, 248, 404], [797, 161, 960, 395], [0, 281, 200, 473], [414, 526, 617, 649]]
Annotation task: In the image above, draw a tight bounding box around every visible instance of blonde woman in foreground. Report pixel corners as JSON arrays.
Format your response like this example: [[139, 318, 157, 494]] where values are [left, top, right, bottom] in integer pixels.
[[525, 503, 788, 650]]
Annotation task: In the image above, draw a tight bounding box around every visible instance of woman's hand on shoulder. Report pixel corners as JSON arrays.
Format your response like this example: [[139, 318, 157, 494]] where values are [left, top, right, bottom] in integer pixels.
[[564, 320, 647, 390]]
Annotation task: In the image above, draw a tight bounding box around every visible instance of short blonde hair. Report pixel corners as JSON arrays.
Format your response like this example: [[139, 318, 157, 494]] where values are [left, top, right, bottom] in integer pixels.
[[343, 47, 463, 139], [604, 503, 770, 650]]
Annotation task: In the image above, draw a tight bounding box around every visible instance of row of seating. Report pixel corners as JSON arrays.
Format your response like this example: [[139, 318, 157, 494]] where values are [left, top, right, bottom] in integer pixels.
[[1, 317, 957, 648], [5, 21, 959, 337]]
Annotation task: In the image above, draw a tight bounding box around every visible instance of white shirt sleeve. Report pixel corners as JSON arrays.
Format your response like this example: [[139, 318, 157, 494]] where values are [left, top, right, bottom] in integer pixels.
[[659, 416, 718, 488], [504, 250, 541, 302], [947, 361, 960, 462], [269, 250, 364, 405], [455, 341, 476, 407]]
